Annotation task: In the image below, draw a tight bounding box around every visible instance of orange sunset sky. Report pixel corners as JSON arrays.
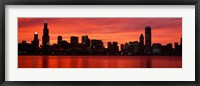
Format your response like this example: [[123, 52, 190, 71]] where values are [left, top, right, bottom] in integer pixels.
[[18, 18, 182, 47]]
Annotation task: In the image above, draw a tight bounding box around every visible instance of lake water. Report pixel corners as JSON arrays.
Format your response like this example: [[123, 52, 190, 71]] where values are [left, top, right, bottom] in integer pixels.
[[18, 56, 182, 68]]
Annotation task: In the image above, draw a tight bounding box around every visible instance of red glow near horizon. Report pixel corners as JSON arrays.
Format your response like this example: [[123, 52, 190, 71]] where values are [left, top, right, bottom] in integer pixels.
[[18, 18, 182, 47]]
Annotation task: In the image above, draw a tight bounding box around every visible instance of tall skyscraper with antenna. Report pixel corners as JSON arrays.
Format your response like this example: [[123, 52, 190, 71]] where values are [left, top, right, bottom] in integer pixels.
[[42, 20, 50, 46]]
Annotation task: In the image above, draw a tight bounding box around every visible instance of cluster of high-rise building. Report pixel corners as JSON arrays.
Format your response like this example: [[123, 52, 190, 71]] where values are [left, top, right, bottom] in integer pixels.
[[18, 21, 182, 55]]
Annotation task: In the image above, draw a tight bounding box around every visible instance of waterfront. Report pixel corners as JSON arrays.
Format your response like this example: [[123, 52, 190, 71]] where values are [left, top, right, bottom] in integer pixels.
[[18, 56, 182, 68]]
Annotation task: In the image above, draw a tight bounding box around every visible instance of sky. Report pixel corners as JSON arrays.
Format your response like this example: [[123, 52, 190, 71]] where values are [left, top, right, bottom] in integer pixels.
[[18, 18, 182, 48]]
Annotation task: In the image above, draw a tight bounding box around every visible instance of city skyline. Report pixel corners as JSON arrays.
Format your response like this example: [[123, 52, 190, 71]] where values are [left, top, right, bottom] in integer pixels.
[[18, 20, 182, 55], [18, 18, 182, 48]]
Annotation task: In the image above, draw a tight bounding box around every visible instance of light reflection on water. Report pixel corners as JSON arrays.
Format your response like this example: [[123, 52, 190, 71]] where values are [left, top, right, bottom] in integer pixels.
[[18, 56, 182, 68]]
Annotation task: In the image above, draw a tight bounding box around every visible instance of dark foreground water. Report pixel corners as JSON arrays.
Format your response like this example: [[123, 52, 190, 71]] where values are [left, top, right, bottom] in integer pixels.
[[18, 56, 182, 68]]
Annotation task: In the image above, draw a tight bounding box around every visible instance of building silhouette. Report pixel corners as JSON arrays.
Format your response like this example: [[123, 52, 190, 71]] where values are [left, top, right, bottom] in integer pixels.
[[145, 26, 152, 54], [174, 41, 182, 55], [19, 41, 28, 54], [167, 43, 173, 55], [82, 35, 90, 47], [120, 44, 125, 54], [128, 42, 134, 55], [60, 40, 69, 51], [70, 36, 78, 46], [31, 32, 39, 48], [175, 42, 179, 49], [91, 39, 104, 54], [140, 34, 144, 45], [108, 42, 112, 50], [42, 21, 50, 46], [132, 41, 139, 54], [107, 42, 113, 54], [139, 34, 145, 54], [57, 36, 62, 46], [124, 43, 129, 54], [113, 42, 119, 54]]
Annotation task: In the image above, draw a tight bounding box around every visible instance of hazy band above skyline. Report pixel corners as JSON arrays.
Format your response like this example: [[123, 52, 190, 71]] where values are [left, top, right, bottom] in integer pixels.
[[18, 18, 182, 47]]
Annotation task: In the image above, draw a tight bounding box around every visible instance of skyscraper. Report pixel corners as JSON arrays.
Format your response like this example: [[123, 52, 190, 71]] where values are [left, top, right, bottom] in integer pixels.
[[139, 34, 144, 46], [57, 36, 62, 46], [124, 43, 129, 54], [107, 42, 112, 49], [113, 42, 119, 53], [70, 36, 78, 45], [145, 26, 152, 54], [34, 32, 38, 40], [107, 42, 113, 54], [82, 35, 90, 47], [31, 32, 39, 48], [42, 21, 50, 46], [120, 44, 125, 52], [139, 33, 145, 54], [174, 42, 179, 49]]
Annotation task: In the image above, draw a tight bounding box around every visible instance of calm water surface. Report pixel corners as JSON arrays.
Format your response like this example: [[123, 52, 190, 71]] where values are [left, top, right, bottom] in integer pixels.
[[18, 56, 182, 68]]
